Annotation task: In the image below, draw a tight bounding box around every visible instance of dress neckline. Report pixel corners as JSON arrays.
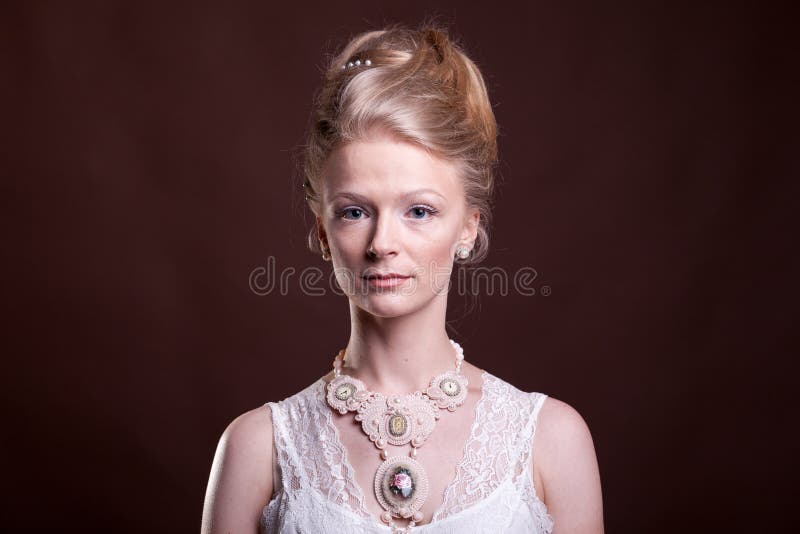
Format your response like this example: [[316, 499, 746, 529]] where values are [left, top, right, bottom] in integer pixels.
[[316, 370, 490, 529]]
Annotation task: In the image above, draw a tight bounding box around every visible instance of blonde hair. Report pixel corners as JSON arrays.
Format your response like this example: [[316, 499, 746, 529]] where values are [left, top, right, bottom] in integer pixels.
[[302, 24, 498, 263]]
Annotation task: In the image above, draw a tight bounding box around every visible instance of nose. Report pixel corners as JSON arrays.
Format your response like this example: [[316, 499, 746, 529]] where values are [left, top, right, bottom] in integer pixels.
[[367, 213, 399, 259]]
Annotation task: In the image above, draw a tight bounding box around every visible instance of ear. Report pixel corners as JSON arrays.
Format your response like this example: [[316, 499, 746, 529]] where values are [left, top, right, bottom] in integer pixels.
[[460, 208, 480, 245]]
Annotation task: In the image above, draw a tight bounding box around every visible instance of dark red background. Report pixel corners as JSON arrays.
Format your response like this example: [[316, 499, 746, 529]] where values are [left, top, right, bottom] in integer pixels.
[[3, 1, 796, 532]]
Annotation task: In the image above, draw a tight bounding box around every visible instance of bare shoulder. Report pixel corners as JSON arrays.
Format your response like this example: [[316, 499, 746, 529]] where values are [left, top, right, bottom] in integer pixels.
[[533, 396, 604, 533], [536, 396, 595, 452], [221, 405, 275, 456], [201, 405, 275, 534]]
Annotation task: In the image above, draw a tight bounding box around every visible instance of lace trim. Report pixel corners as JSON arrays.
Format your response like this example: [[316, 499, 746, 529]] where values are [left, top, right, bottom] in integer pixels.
[[316, 380, 372, 517], [270, 380, 370, 516], [434, 372, 532, 519], [431, 371, 487, 520]]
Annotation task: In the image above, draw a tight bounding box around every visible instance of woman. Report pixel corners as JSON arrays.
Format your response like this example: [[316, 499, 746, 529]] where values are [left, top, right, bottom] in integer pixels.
[[202, 24, 603, 533]]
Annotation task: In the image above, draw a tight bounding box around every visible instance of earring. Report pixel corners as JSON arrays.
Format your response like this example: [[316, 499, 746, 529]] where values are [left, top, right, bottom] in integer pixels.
[[321, 244, 331, 261], [456, 246, 471, 260]]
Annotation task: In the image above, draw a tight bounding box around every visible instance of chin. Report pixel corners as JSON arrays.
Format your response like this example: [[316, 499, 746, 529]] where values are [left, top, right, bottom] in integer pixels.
[[352, 293, 430, 319]]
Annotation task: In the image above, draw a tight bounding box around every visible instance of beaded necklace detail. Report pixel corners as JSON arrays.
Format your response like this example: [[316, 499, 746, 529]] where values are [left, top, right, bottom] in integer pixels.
[[325, 340, 468, 533]]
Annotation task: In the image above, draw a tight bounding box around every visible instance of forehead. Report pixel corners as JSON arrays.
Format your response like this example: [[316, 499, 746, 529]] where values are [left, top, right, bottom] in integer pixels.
[[321, 132, 463, 200]]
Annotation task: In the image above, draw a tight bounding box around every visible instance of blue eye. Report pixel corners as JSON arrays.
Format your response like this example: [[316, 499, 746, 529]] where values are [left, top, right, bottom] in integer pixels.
[[340, 207, 365, 220], [408, 205, 437, 219], [337, 205, 436, 220]]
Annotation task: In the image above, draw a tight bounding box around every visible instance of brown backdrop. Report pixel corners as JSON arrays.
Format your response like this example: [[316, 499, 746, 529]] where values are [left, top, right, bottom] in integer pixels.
[[3, 1, 795, 532]]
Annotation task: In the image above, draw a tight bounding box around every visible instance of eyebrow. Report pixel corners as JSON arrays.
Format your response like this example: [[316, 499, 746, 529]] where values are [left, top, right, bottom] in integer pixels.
[[331, 189, 447, 202]]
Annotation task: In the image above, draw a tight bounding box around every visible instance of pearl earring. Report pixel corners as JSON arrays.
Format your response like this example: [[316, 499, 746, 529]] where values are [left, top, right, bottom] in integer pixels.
[[321, 245, 331, 261], [456, 246, 470, 260]]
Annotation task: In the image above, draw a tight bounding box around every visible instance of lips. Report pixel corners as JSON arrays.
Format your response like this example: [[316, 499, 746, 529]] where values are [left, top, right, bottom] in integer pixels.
[[363, 273, 410, 280], [362, 270, 411, 280], [362, 271, 412, 288]]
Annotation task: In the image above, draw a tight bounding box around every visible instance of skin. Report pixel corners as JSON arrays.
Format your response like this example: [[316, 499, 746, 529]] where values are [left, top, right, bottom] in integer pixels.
[[201, 128, 604, 533]]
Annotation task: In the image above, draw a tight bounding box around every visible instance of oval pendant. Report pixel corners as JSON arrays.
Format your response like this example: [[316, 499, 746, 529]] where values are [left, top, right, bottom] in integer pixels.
[[388, 414, 408, 436], [374, 456, 429, 520]]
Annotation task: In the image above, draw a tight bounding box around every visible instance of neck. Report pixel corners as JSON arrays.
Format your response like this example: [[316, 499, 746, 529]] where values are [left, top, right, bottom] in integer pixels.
[[342, 296, 457, 394]]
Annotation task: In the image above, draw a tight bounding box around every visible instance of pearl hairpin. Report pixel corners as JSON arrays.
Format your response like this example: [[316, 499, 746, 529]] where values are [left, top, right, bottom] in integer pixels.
[[341, 58, 372, 69]]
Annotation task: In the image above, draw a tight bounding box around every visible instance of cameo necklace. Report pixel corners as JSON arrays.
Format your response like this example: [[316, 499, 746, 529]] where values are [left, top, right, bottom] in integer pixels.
[[325, 339, 469, 533]]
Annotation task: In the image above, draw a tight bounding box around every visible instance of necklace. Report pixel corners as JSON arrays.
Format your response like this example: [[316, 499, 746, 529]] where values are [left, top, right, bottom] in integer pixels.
[[325, 339, 468, 533]]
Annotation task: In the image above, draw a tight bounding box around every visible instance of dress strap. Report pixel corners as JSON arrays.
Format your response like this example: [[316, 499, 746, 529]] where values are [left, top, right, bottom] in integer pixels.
[[266, 403, 284, 495], [267, 400, 304, 494], [511, 391, 554, 532], [519, 392, 548, 464], [531, 392, 548, 424], [508, 392, 548, 487]]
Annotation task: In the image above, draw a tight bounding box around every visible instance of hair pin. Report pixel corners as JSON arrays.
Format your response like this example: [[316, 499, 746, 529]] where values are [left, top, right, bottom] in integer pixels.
[[341, 58, 372, 69]]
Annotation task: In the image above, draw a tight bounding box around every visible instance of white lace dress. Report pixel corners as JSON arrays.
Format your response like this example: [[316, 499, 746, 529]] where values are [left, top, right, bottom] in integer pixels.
[[260, 371, 554, 533]]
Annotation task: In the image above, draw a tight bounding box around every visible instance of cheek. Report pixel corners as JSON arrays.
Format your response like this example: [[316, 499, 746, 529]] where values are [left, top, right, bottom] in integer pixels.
[[414, 241, 456, 295], [334, 236, 361, 254], [328, 223, 366, 252], [433, 240, 455, 261], [418, 223, 460, 257], [414, 237, 456, 277]]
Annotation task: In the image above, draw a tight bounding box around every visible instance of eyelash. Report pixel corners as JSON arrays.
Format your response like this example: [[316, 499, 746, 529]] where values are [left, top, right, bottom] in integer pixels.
[[337, 205, 439, 220]]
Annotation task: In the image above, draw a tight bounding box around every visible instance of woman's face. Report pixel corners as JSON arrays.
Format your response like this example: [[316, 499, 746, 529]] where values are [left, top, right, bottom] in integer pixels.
[[317, 129, 479, 318]]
